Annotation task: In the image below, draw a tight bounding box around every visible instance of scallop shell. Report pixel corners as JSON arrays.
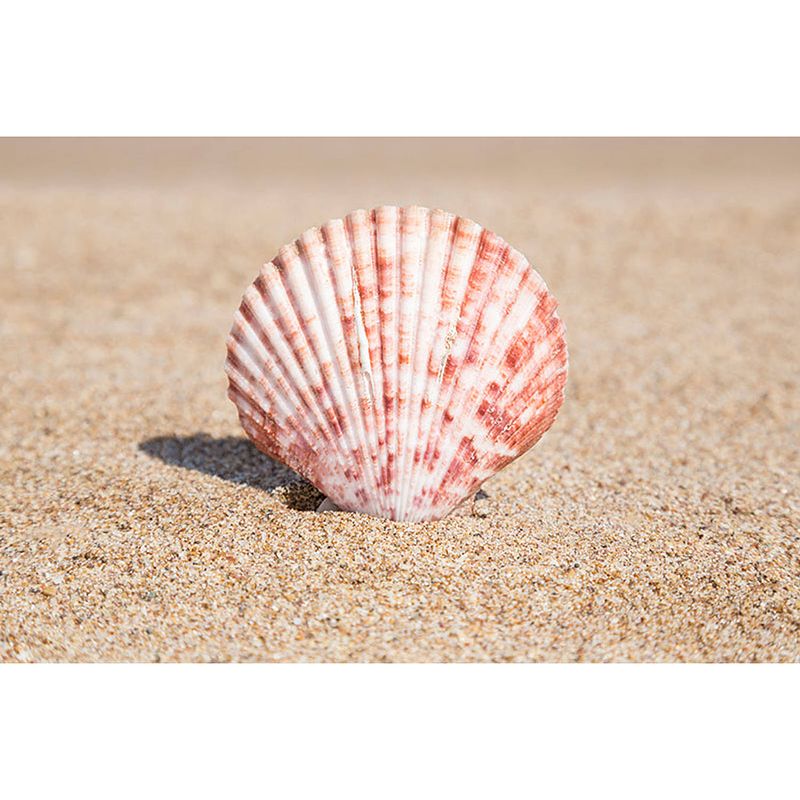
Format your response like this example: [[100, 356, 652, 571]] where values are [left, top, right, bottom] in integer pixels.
[[225, 205, 567, 521]]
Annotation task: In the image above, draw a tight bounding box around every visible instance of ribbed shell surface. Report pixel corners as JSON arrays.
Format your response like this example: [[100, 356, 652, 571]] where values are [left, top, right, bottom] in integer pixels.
[[225, 206, 567, 521]]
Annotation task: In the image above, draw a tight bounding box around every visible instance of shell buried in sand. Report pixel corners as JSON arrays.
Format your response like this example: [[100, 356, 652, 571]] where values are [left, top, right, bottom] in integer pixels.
[[225, 206, 567, 521]]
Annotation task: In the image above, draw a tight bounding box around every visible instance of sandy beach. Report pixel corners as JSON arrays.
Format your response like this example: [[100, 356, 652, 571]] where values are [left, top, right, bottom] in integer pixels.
[[1, 138, 799, 661]]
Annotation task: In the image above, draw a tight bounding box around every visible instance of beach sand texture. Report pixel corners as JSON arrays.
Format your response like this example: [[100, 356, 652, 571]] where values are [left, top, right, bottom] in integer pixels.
[[1, 138, 799, 662]]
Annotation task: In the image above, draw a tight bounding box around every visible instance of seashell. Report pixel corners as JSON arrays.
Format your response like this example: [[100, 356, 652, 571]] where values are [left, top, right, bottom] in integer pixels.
[[225, 206, 567, 522]]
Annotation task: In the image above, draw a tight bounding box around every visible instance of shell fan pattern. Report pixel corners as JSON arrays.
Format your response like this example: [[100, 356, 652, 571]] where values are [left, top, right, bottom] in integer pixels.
[[225, 206, 567, 521]]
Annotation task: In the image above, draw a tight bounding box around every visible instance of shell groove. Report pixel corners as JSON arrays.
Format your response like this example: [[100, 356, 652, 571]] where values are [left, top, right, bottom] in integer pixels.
[[225, 206, 567, 521]]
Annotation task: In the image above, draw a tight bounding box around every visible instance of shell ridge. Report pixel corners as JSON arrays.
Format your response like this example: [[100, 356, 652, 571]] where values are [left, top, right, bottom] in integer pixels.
[[396, 206, 431, 518], [398, 208, 451, 518], [392, 206, 422, 517], [350, 244, 374, 394], [319, 220, 383, 509], [420, 236, 515, 509], [343, 213, 382, 504], [227, 308, 334, 471], [375, 207, 401, 515], [226, 332, 300, 459], [228, 387, 291, 470], [402, 212, 460, 511], [391, 207, 403, 517], [411, 217, 483, 512], [496, 323, 567, 453], [391, 206, 409, 518], [225, 340, 317, 475], [468, 299, 567, 488], [420, 231, 507, 516], [346, 210, 387, 515], [252, 267, 354, 475], [461, 276, 554, 475], [368, 208, 391, 516], [390, 207, 406, 518], [235, 288, 337, 457], [225, 355, 275, 438], [272, 248, 365, 507], [296, 230, 378, 508], [418, 249, 552, 511], [500, 308, 567, 443], [430, 254, 540, 501], [320, 220, 380, 497]]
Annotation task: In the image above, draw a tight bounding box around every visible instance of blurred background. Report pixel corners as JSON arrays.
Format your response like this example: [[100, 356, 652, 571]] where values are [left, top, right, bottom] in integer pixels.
[[3, 137, 800, 203]]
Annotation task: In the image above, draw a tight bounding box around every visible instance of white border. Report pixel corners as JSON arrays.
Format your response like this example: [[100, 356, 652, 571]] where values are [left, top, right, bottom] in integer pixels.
[[2, 1, 799, 134], [2, 665, 797, 797]]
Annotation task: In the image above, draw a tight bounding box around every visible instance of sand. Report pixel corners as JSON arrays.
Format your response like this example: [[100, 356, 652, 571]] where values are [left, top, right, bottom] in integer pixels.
[[1, 138, 799, 662]]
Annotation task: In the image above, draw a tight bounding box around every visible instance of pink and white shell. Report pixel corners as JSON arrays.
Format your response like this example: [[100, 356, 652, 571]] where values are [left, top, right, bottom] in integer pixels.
[[225, 205, 567, 521]]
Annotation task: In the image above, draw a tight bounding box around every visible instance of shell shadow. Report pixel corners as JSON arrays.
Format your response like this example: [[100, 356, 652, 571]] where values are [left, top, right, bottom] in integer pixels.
[[137, 433, 322, 510]]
